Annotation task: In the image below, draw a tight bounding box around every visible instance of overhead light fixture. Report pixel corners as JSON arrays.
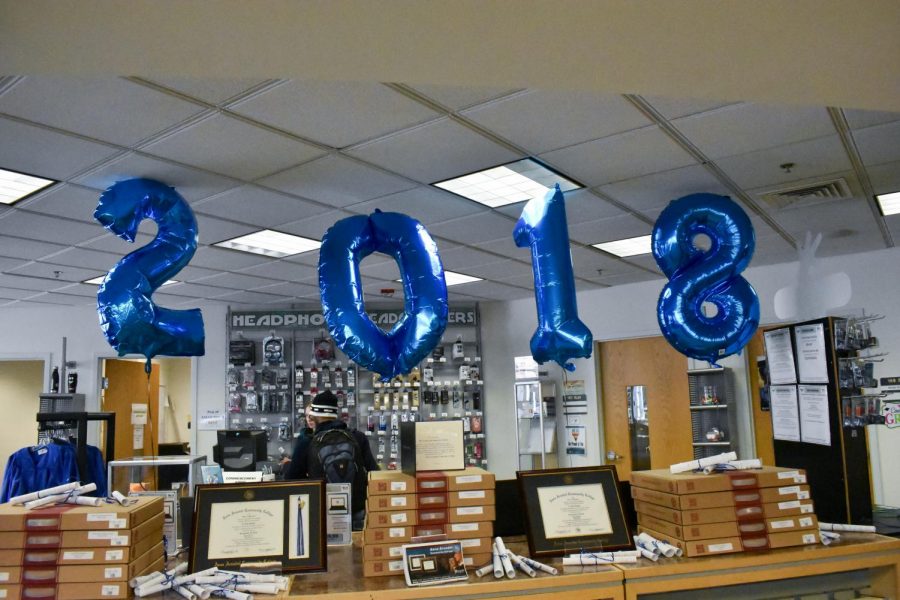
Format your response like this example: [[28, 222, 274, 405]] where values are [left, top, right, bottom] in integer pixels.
[[396, 270, 483, 287], [876, 191, 900, 216], [433, 158, 582, 208], [214, 229, 321, 258], [83, 276, 178, 286], [593, 234, 652, 258], [0, 168, 56, 205]]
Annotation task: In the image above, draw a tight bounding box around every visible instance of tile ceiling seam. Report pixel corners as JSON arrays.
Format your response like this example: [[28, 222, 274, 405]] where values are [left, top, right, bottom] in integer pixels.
[[382, 82, 656, 278], [623, 94, 797, 248], [0, 76, 24, 97], [827, 107, 893, 248]]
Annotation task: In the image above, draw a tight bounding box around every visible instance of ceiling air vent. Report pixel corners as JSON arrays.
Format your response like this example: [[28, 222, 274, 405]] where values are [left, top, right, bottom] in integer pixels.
[[759, 177, 854, 210]]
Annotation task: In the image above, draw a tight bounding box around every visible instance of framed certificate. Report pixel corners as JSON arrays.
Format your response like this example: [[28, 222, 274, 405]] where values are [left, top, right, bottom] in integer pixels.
[[189, 480, 326, 573], [517, 466, 632, 557]]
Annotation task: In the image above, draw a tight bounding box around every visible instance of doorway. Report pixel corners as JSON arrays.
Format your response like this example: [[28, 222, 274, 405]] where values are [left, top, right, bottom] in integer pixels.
[[0, 360, 45, 482]]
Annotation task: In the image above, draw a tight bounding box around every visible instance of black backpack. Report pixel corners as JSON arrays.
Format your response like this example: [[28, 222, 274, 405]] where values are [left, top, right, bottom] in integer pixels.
[[307, 428, 367, 512]]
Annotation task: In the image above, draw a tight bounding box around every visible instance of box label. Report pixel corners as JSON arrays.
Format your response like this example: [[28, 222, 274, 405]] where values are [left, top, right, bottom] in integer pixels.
[[389, 546, 403, 557], [87, 513, 117, 522], [390, 513, 407, 524], [800, 504, 814, 514], [388, 560, 404, 572], [708, 543, 734, 552], [420, 481, 446, 489], [63, 551, 94, 560], [802, 534, 816, 544], [105, 567, 122, 579], [456, 506, 484, 515], [771, 519, 794, 529], [101, 585, 120, 596], [105, 550, 123, 561], [456, 475, 483, 484], [798, 491, 810, 500], [0, 573, 7, 582], [778, 486, 800, 495], [390, 482, 407, 492], [458, 490, 486, 499], [460, 539, 482, 548], [390, 497, 408, 507], [89, 531, 119, 540], [0, 590, 6, 598], [799, 517, 814, 527], [777, 470, 801, 480], [451, 523, 478, 532], [388, 527, 405, 538], [109, 519, 126, 529], [778, 500, 800, 509]]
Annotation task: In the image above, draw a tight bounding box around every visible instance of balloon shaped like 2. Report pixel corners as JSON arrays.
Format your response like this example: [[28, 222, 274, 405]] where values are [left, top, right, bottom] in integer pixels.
[[319, 210, 449, 380], [653, 193, 759, 366], [94, 179, 205, 372], [514, 185, 592, 371]]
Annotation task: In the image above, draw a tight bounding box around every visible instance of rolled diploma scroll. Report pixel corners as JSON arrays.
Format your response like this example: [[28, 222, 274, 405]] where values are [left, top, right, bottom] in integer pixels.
[[506, 551, 536, 577], [173, 567, 219, 586], [703, 458, 763, 474], [491, 542, 503, 578], [670, 452, 737, 474], [819, 522, 876, 533], [819, 531, 840, 546], [516, 554, 558, 575], [636, 532, 680, 557], [66, 495, 103, 506], [134, 563, 189, 596], [493, 537, 516, 578], [202, 587, 252, 600], [637, 546, 659, 561], [24, 494, 68, 509], [131, 570, 165, 588], [562, 555, 637, 565], [474, 563, 495, 577], [10, 481, 80, 505], [173, 587, 196, 600], [187, 584, 211, 600], [218, 571, 276, 583], [236, 583, 281, 594]]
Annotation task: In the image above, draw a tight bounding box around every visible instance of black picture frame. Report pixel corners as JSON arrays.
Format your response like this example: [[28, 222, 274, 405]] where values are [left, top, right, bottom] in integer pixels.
[[517, 465, 633, 557], [190, 480, 326, 573]]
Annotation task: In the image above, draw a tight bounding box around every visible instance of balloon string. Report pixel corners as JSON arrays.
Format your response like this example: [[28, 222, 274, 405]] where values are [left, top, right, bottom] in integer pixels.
[[145, 358, 152, 376]]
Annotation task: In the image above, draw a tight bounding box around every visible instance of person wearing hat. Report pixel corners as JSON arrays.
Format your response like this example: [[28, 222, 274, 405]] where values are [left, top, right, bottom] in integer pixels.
[[286, 390, 378, 529]]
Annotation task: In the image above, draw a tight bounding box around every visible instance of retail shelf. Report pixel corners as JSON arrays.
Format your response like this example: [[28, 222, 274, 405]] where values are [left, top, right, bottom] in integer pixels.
[[693, 441, 731, 446], [689, 404, 729, 410]]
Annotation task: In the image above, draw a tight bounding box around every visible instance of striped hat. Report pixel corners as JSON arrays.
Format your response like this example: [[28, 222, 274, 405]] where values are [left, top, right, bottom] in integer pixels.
[[309, 390, 339, 419]]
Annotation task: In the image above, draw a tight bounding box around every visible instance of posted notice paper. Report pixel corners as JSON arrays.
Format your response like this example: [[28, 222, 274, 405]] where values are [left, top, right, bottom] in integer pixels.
[[771, 385, 801, 442], [798, 385, 831, 446], [795, 324, 829, 384], [765, 329, 797, 385]]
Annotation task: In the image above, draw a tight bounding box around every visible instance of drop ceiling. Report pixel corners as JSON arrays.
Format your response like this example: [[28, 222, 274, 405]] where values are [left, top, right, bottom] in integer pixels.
[[0, 75, 898, 309]]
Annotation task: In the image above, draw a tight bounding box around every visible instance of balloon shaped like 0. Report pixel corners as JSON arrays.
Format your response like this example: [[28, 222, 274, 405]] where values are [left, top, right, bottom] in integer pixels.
[[652, 193, 759, 366], [319, 210, 449, 380], [94, 179, 205, 371], [514, 185, 593, 371]]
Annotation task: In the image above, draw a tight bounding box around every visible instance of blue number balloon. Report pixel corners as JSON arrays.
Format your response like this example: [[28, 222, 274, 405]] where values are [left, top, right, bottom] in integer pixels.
[[94, 178, 205, 371], [514, 185, 592, 371], [652, 193, 759, 366], [319, 210, 448, 380]]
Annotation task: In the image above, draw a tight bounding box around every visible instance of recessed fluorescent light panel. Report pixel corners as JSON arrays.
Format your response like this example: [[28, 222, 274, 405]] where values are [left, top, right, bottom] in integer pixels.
[[395, 270, 483, 287], [593, 234, 653, 258], [876, 191, 900, 216], [433, 158, 582, 208], [0, 168, 56, 205], [83, 276, 178, 286], [214, 229, 321, 258]]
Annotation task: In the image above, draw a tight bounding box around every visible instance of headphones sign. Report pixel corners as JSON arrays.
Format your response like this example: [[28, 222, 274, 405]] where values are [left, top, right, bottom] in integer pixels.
[[231, 308, 477, 329]]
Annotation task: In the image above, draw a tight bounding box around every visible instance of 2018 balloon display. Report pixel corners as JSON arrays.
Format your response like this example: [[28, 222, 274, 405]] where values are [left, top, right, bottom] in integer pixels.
[[514, 185, 592, 371], [94, 178, 205, 371], [318, 210, 448, 380], [652, 193, 759, 366]]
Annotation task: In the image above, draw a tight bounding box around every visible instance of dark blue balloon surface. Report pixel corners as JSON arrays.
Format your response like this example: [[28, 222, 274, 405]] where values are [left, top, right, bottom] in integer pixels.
[[94, 179, 205, 368], [514, 185, 592, 371], [319, 211, 448, 380], [652, 193, 759, 366]]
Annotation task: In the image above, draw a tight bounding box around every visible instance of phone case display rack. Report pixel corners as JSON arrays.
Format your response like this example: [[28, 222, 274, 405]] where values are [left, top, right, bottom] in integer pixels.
[[687, 367, 739, 459], [225, 305, 487, 471], [769, 315, 878, 525]]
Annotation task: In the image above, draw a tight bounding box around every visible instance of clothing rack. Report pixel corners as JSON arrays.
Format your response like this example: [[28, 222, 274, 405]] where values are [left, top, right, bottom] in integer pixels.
[[35, 411, 116, 490]]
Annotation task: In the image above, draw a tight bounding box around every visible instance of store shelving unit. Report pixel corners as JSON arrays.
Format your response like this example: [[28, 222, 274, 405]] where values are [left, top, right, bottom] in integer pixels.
[[687, 367, 739, 460]]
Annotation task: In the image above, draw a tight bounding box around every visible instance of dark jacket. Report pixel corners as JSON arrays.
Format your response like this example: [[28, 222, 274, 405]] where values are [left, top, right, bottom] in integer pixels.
[[285, 419, 378, 480]]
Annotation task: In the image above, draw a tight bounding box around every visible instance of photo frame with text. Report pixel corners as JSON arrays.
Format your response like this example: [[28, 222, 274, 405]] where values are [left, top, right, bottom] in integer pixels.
[[190, 480, 326, 573], [517, 465, 632, 557]]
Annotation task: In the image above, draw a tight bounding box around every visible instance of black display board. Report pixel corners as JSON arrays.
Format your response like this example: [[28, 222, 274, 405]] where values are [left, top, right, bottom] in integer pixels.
[[769, 317, 873, 525]]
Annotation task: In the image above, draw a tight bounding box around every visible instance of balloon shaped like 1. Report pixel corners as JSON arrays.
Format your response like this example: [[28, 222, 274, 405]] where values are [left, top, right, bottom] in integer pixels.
[[94, 179, 205, 371], [652, 193, 759, 366], [514, 185, 593, 371], [319, 210, 449, 380]]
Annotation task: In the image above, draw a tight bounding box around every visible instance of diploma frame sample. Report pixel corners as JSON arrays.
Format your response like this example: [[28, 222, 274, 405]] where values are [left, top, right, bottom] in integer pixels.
[[517, 466, 633, 557], [190, 480, 326, 573]]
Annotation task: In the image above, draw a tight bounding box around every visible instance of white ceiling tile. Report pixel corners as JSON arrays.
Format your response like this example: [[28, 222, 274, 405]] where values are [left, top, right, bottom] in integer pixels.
[[599, 164, 730, 213], [540, 126, 696, 187], [0, 77, 206, 146], [80, 231, 154, 254], [194, 215, 259, 245], [0, 256, 26, 271], [494, 188, 623, 222], [160, 282, 232, 299], [716, 135, 852, 190], [8, 261, 103, 282], [462, 90, 651, 154], [425, 212, 515, 245], [494, 272, 536, 288], [193, 272, 280, 291], [348, 186, 480, 225], [147, 77, 270, 105], [230, 80, 439, 147], [570, 214, 652, 245], [436, 245, 514, 272], [52, 283, 105, 297], [33, 247, 118, 270], [176, 264, 225, 281], [215, 289, 293, 305], [194, 185, 332, 229], [254, 281, 319, 298], [672, 103, 835, 159], [623, 254, 663, 274], [0, 287, 44, 300], [570, 247, 638, 280], [405, 84, 521, 111], [242, 260, 318, 282], [358, 260, 402, 282], [868, 160, 900, 195], [642, 96, 736, 120], [346, 118, 521, 184], [142, 113, 325, 180], [844, 108, 900, 130], [772, 198, 881, 242], [464, 259, 533, 280], [0, 117, 120, 180], [258, 155, 416, 207], [23, 293, 93, 306], [439, 280, 532, 301], [0, 235, 67, 261], [599, 271, 663, 286], [0, 212, 103, 245], [471, 236, 528, 260], [815, 232, 886, 257], [0, 273, 70, 292], [854, 120, 900, 167], [190, 246, 273, 270], [73, 152, 239, 203], [17, 184, 100, 222]]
